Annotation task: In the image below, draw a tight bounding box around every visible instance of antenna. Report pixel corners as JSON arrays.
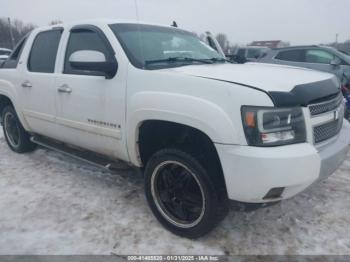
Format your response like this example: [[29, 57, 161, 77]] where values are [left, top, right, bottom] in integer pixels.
[[8, 18, 15, 48], [133, 0, 145, 68]]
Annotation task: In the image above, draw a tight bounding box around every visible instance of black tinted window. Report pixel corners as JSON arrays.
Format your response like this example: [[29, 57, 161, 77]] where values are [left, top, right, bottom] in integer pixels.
[[28, 30, 62, 73], [237, 49, 246, 57], [275, 49, 305, 62], [0, 50, 11, 55], [206, 37, 218, 52], [305, 49, 334, 64], [1, 37, 27, 69], [64, 29, 110, 75], [10, 39, 26, 60]]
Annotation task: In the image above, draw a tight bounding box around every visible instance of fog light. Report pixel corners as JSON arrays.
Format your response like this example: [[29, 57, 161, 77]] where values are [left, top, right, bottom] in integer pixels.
[[263, 187, 285, 200]]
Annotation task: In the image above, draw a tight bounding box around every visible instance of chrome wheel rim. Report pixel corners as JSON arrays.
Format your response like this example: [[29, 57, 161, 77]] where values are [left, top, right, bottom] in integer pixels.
[[151, 160, 205, 228], [4, 112, 21, 148]]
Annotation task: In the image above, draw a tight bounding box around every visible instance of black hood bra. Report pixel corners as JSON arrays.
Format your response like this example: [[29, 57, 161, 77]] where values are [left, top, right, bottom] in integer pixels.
[[269, 78, 341, 107], [197, 76, 341, 107]]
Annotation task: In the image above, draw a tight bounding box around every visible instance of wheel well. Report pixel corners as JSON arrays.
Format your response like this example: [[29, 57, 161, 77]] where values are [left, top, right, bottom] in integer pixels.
[[0, 95, 13, 123], [138, 120, 227, 197]]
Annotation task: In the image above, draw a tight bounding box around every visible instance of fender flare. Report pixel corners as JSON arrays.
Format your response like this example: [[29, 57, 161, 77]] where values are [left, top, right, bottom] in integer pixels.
[[0, 79, 30, 130], [126, 92, 238, 166]]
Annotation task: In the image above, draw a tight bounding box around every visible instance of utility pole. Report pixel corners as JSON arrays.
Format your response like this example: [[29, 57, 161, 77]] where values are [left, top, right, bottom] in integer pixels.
[[8, 17, 15, 49], [336, 33, 339, 44]]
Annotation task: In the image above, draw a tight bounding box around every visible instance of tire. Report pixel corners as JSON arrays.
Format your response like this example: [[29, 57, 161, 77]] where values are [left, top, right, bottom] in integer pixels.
[[144, 148, 228, 238], [1, 106, 36, 153]]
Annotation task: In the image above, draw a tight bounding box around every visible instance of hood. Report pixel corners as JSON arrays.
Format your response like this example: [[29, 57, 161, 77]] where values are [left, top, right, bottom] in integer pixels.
[[166, 62, 334, 92], [164, 62, 341, 106]]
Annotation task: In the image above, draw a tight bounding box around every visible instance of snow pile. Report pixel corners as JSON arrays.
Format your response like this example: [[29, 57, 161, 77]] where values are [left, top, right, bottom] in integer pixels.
[[0, 129, 349, 255]]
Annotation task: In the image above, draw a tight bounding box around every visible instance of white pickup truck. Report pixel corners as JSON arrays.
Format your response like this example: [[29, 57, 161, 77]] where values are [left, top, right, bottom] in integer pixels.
[[0, 20, 349, 238]]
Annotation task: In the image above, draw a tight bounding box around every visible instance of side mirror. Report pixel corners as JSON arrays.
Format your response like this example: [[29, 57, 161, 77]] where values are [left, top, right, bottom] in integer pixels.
[[69, 50, 117, 79], [330, 57, 341, 67]]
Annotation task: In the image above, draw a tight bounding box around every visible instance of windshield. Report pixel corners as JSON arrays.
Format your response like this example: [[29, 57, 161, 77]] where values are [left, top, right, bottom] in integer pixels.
[[109, 23, 224, 69]]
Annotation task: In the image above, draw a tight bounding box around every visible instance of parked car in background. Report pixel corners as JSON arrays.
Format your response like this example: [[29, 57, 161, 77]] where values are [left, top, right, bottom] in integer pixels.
[[258, 45, 350, 84], [339, 50, 350, 57], [232, 46, 270, 64], [342, 71, 350, 120], [0, 48, 12, 64], [258, 45, 350, 119]]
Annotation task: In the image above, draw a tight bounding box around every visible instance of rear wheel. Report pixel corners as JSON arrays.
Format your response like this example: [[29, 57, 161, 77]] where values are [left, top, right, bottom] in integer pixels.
[[144, 148, 228, 238], [2, 106, 36, 153]]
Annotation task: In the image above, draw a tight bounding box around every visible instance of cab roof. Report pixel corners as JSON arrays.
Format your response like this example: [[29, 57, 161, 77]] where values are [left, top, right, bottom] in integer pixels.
[[37, 19, 179, 32]]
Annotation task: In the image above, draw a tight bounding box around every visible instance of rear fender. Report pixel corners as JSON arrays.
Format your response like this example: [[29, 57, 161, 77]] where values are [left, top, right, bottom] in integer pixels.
[[0, 79, 30, 130]]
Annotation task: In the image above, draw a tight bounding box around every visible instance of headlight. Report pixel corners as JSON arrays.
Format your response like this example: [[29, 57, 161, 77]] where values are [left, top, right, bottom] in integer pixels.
[[241, 106, 306, 146]]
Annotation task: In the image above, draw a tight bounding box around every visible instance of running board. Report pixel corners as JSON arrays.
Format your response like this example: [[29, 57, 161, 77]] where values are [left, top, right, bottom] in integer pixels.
[[30, 135, 130, 172]]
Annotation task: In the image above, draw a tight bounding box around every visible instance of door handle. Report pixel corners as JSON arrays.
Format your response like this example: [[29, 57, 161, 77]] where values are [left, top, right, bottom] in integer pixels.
[[21, 81, 32, 88], [57, 84, 72, 94]]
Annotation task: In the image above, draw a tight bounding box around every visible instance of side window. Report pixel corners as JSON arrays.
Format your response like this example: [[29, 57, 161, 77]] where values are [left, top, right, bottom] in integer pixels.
[[1, 37, 27, 69], [237, 49, 246, 57], [64, 29, 112, 76], [305, 49, 334, 64], [0, 50, 11, 55], [247, 49, 261, 59], [28, 30, 62, 73], [275, 49, 306, 62]]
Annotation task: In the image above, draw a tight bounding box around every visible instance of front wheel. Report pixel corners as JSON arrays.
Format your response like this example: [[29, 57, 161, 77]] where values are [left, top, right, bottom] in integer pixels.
[[2, 106, 36, 153], [144, 148, 228, 238]]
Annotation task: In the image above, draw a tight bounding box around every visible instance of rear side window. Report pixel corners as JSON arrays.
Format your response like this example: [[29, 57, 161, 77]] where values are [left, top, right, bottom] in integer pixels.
[[275, 49, 305, 62], [305, 49, 334, 64], [28, 30, 62, 73], [237, 49, 246, 57], [64, 29, 111, 75], [247, 49, 262, 59]]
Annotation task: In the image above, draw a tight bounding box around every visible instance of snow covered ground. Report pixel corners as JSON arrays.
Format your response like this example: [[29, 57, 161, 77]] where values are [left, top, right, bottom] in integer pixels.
[[0, 129, 349, 255]]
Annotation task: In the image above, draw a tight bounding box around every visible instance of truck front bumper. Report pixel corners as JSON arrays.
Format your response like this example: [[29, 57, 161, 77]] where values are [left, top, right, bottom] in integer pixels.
[[215, 121, 350, 203]]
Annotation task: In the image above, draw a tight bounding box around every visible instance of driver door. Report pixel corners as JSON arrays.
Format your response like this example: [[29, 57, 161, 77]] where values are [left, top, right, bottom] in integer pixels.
[[54, 25, 127, 158]]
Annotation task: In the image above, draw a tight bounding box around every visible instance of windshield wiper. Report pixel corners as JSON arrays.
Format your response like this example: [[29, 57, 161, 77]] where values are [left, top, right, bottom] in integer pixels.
[[209, 57, 234, 63], [145, 57, 214, 66]]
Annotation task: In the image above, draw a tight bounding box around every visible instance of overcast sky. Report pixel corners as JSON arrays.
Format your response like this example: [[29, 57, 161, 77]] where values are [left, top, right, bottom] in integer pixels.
[[1, 0, 349, 45]]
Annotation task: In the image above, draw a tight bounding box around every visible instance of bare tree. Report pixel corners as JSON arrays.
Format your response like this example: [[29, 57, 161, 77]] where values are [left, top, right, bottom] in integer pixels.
[[198, 33, 206, 42], [0, 17, 36, 49], [215, 33, 230, 53]]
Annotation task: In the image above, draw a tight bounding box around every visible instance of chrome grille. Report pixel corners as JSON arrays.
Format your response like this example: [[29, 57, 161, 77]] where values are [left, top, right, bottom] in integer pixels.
[[314, 119, 342, 143], [309, 93, 344, 144], [309, 94, 343, 116]]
